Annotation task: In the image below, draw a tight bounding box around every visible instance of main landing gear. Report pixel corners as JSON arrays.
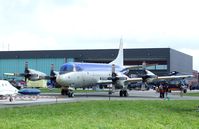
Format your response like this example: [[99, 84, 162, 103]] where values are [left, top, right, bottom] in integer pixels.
[[61, 89, 74, 98], [9, 95, 14, 102], [119, 90, 128, 97]]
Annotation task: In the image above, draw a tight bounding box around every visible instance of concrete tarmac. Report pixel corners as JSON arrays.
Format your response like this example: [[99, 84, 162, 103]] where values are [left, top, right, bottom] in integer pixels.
[[0, 90, 199, 108]]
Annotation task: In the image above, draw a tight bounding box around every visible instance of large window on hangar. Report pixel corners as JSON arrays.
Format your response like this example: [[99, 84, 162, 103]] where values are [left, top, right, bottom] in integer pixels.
[[124, 60, 168, 70], [66, 58, 75, 62]]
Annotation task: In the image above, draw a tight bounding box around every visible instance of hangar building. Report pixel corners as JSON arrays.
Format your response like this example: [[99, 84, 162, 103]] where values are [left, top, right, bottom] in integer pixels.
[[0, 48, 192, 79]]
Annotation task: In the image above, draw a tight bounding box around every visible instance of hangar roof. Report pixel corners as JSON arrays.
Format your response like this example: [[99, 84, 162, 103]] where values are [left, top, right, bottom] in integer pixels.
[[0, 48, 171, 60]]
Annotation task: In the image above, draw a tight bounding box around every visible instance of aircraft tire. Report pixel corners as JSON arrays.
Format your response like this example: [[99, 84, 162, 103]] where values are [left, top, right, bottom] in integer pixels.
[[123, 90, 128, 97], [61, 89, 69, 95], [9, 96, 13, 102], [61, 89, 65, 95], [183, 89, 187, 93], [68, 92, 74, 98], [119, 90, 123, 97]]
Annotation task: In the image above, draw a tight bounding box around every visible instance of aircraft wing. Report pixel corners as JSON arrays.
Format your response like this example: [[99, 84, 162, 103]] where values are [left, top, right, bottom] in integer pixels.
[[4, 73, 25, 77], [4, 71, 47, 81], [99, 77, 143, 84], [124, 75, 193, 83], [156, 75, 193, 80], [125, 78, 143, 83], [123, 63, 158, 70], [3, 72, 39, 77], [97, 80, 112, 85], [124, 65, 143, 70]]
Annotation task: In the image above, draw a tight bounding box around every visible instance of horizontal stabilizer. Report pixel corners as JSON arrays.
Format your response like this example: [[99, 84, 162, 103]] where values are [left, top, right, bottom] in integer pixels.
[[157, 75, 193, 80]]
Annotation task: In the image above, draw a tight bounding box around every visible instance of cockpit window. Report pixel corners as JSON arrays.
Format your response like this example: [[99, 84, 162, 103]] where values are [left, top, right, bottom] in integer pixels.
[[75, 65, 83, 71], [59, 63, 83, 74], [59, 64, 74, 74]]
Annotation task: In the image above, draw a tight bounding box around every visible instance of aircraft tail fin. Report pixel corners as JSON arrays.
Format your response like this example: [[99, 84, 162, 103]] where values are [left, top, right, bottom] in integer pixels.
[[109, 38, 124, 67]]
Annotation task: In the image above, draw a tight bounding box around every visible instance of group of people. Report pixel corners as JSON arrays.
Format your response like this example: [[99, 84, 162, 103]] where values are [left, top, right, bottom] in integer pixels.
[[158, 83, 169, 98]]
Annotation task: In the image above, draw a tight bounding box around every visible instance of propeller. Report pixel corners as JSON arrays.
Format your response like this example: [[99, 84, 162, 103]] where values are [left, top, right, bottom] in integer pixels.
[[137, 70, 157, 90], [108, 64, 118, 95], [109, 64, 117, 84], [107, 64, 127, 83], [100, 64, 127, 93], [24, 62, 31, 82], [50, 64, 57, 86]]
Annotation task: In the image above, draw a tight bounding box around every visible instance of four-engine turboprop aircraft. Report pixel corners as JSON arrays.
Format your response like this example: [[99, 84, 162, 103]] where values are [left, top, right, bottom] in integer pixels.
[[3, 39, 193, 98], [51, 40, 193, 97]]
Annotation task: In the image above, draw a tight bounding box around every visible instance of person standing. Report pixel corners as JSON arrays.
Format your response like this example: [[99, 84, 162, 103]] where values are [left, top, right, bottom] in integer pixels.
[[159, 83, 164, 98], [165, 83, 169, 98]]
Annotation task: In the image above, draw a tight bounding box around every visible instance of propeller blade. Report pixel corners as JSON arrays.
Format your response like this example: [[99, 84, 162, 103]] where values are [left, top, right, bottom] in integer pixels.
[[50, 64, 57, 87], [25, 62, 29, 72], [25, 76, 27, 83], [142, 61, 147, 70], [50, 64, 56, 76], [112, 64, 115, 74], [24, 62, 30, 81]]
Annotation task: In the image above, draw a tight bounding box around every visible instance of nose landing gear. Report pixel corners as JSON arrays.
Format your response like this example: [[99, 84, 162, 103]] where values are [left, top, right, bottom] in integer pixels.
[[119, 90, 128, 97], [61, 88, 74, 98]]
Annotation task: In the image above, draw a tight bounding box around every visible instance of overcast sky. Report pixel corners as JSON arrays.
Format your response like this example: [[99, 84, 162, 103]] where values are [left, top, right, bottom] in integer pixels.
[[0, 0, 199, 70]]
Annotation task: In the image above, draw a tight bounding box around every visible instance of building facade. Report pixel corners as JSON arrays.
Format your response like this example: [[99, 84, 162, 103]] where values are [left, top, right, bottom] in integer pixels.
[[0, 48, 193, 79]]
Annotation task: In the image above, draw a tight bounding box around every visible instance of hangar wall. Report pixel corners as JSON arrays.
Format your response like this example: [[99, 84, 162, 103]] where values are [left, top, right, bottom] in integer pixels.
[[170, 49, 193, 74], [0, 48, 193, 79]]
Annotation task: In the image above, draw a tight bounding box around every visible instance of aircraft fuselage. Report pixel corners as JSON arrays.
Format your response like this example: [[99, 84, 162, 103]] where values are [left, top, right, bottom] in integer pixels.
[[56, 62, 126, 88]]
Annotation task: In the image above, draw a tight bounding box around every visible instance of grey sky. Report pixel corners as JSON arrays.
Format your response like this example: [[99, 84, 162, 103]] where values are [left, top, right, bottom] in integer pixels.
[[0, 0, 199, 70]]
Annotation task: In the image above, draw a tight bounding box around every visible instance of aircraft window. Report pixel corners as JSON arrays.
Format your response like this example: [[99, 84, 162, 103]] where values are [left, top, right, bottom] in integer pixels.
[[156, 65, 167, 70], [60, 64, 74, 74], [75, 65, 82, 71]]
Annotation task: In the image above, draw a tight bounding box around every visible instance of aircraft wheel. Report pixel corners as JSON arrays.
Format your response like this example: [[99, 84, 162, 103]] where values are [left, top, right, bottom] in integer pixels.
[[61, 89, 69, 95], [119, 90, 123, 97], [123, 90, 128, 97], [183, 89, 187, 93], [68, 91, 74, 98], [61, 89, 65, 95], [9, 96, 13, 102]]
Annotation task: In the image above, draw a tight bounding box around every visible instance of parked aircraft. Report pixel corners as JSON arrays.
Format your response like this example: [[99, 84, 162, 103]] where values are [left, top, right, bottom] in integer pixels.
[[50, 39, 193, 97], [4, 62, 47, 82], [0, 80, 18, 102], [0, 79, 41, 102], [3, 39, 192, 98]]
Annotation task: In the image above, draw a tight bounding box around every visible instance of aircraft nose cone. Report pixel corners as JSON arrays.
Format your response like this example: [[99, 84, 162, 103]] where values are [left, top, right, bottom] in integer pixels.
[[56, 75, 64, 85]]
